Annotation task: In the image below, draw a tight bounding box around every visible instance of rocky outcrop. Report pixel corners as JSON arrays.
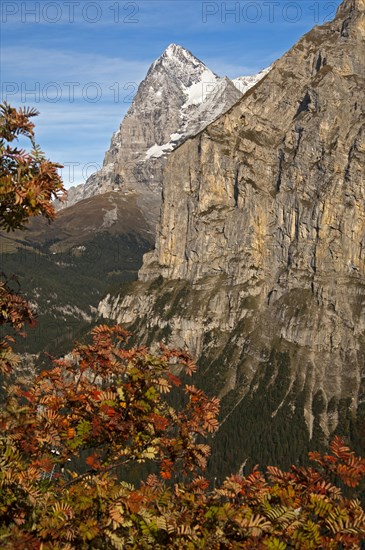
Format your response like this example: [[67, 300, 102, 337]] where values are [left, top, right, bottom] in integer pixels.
[[99, 0, 365, 475], [60, 45, 268, 229]]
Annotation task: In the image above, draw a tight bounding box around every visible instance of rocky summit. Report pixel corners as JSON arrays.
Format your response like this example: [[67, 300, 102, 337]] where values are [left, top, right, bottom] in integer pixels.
[[60, 45, 268, 229], [98, 0, 365, 477]]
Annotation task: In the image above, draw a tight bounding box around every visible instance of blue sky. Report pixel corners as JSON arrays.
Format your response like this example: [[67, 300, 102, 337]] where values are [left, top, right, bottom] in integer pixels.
[[1, 0, 342, 188]]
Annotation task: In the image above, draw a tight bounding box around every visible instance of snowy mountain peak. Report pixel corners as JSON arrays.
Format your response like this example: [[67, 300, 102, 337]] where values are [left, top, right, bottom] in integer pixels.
[[162, 43, 207, 66], [59, 46, 270, 219], [148, 44, 218, 85], [164, 43, 190, 58]]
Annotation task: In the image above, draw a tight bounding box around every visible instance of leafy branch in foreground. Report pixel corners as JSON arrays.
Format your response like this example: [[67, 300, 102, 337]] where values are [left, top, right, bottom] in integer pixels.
[[0, 102, 66, 232], [0, 324, 220, 547], [0, 103, 66, 374]]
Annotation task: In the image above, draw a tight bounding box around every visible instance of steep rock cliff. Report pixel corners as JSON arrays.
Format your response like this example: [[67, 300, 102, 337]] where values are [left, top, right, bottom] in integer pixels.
[[99, 0, 365, 476]]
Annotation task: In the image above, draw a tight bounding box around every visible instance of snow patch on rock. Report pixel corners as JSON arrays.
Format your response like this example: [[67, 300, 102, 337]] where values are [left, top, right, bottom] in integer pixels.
[[182, 69, 219, 108], [145, 142, 175, 160], [233, 66, 272, 95]]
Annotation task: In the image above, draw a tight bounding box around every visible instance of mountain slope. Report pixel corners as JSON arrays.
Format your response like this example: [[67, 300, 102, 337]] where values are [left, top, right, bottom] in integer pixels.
[[61, 45, 267, 227], [99, 0, 365, 477], [1, 192, 153, 356]]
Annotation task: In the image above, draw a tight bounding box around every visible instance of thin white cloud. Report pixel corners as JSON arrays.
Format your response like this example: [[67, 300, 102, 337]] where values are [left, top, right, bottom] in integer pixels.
[[1, 46, 150, 85], [1, 47, 149, 190]]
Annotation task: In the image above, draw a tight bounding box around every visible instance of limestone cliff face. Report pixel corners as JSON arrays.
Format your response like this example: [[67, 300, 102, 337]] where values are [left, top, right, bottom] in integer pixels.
[[99, 0, 365, 474]]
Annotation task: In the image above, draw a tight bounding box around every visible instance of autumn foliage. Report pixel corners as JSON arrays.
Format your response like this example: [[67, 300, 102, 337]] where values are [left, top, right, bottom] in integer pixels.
[[0, 325, 221, 547], [1, 328, 365, 548], [0, 102, 65, 232], [0, 103, 66, 375], [1, 105, 365, 548]]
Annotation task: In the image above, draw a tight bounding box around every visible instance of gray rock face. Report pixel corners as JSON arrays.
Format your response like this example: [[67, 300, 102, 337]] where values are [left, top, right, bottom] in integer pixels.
[[99, 0, 365, 473], [60, 45, 267, 228]]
